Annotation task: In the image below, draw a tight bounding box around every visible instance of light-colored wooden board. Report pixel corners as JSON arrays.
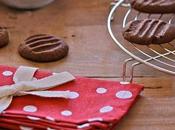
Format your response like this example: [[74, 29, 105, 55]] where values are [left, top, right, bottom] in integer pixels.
[[116, 96, 175, 130], [0, 0, 168, 77], [0, 0, 174, 130]]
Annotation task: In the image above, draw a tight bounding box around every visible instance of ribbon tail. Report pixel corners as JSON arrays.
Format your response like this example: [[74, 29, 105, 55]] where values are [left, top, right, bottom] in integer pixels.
[[21, 91, 71, 98], [0, 96, 13, 113]]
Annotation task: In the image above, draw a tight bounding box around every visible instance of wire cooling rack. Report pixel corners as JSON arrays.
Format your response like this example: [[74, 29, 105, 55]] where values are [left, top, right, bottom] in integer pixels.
[[107, 0, 175, 82]]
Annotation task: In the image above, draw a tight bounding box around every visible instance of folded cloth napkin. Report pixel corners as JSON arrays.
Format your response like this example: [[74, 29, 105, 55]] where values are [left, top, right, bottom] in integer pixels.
[[0, 65, 143, 130]]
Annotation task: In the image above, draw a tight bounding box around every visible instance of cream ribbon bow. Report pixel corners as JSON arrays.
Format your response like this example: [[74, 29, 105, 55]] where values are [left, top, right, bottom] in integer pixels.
[[0, 66, 75, 113]]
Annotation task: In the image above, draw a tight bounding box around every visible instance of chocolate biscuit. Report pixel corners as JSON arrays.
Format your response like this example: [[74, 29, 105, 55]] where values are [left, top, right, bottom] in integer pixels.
[[18, 34, 69, 62], [130, 0, 175, 14], [123, 19, 175, 45], [0, 27, 9, 47]]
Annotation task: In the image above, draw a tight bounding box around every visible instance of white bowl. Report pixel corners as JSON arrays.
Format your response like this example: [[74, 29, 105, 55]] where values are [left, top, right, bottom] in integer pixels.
[[0, 0, 54, 9]]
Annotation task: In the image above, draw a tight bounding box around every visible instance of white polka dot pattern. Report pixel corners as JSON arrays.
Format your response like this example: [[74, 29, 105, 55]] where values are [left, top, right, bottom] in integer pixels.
[[120, 81, 130, 85], [69, 91, 79, 99], [27, 116, 40, 121], [96, 87, 107, 94], [23, 105, 38, 113], [52, 73, 57, 75], [46, 116, 55, 121], [32, 77, 37, 81], [116, 91, 133, 99], [47, 128, 55, 130], [77, 123, 90, 129], [2, 71, 13, 76], [19, 126, 33, 130], [0, 63, 142, 130], [88, 117, 103, 122], [100, 106, 113, 113], [61, 110, 72, 116]]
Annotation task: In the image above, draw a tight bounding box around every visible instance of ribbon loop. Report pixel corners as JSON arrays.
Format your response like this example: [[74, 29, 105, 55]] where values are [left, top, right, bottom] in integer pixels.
[[13, 66, 38, 83]]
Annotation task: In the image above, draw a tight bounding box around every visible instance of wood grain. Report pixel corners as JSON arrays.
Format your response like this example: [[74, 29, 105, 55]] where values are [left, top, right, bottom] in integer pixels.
[[0, 0, 167, 76], [0, 0, 174, 130], [116, 96, 175, 130]]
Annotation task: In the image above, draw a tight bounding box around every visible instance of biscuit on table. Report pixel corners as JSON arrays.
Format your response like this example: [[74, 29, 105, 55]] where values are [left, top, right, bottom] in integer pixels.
[[18, 34, 69, 62]]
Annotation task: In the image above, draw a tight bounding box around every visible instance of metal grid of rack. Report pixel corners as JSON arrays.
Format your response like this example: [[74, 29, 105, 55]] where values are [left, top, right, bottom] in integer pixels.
[[107, 0, 175, 82]]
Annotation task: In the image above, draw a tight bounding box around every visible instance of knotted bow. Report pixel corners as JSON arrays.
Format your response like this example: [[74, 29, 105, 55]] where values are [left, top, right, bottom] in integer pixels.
[[0, 66, 75, 113]]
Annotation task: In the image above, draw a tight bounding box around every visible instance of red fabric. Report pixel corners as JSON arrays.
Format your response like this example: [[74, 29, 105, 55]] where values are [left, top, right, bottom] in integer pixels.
[[0, 65, 143, 130]]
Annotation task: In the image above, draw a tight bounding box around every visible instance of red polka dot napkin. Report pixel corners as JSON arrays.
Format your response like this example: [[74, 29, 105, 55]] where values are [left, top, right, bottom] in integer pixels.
[[0, 65, 143, 130]]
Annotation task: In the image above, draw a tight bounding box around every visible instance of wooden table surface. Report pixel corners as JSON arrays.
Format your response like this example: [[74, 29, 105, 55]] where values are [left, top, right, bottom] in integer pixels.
[[0, 0, 174, 130]]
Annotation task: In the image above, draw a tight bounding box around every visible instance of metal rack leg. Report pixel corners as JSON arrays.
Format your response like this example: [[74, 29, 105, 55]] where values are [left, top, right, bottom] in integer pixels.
[[122, 58, 142, 83], [130, 62, 142, 83], [122, 58, 134, 81]]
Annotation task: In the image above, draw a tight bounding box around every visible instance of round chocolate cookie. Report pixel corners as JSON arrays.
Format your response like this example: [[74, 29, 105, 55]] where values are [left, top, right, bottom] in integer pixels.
[[18, 34, 69, 62], [123, 19, 175, 45], [0, 27, 9, 47], [130, 0, 175, 14]]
